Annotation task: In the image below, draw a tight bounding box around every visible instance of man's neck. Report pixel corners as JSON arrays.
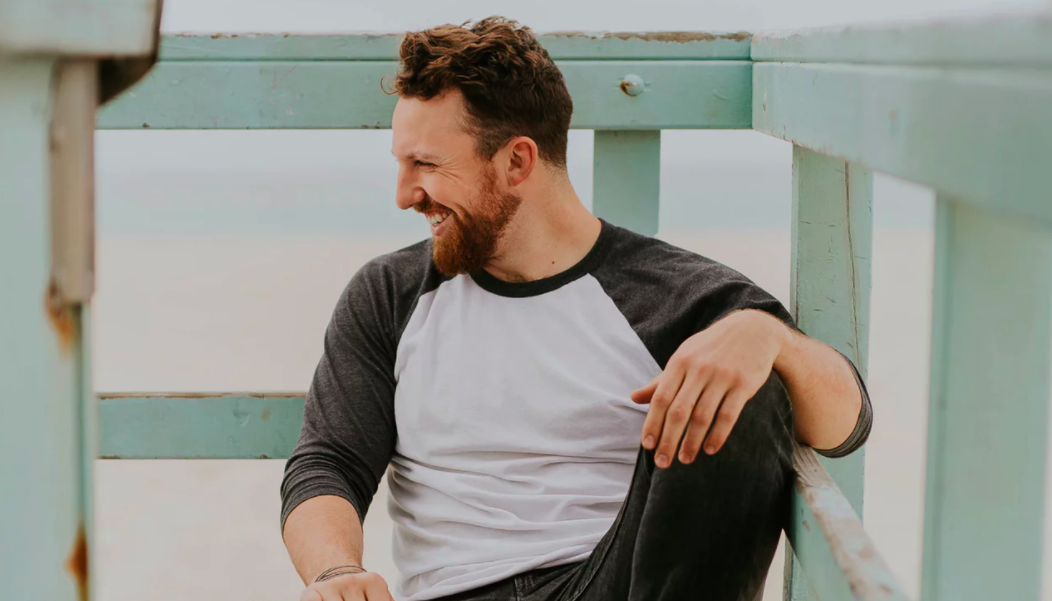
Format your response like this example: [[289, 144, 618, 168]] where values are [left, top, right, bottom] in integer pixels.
[[482, 183, 602, 284]]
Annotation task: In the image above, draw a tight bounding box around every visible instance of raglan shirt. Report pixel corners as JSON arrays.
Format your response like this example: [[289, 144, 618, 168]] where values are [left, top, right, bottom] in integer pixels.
[[280, 220, 873, 601]]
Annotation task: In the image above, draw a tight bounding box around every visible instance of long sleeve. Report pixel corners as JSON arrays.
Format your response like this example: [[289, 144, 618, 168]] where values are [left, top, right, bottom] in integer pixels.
[[280, 263, 400, 533]]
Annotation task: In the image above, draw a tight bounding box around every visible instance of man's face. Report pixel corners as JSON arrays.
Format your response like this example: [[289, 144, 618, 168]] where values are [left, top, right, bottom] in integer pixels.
[[392, 89, 522, 276]]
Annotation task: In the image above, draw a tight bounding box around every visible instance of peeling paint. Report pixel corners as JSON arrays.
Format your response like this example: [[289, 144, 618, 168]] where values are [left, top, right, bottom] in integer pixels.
[[792, 445, 908, 600], [546, 30, 750, 42], [261, 407, 273, 422], [66, 523, 88, 601], [45, 280, 76, 352]]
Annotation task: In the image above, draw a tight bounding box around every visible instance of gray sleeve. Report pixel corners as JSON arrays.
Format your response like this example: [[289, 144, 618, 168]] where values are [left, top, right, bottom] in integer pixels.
[[279, 263, 399, 534]]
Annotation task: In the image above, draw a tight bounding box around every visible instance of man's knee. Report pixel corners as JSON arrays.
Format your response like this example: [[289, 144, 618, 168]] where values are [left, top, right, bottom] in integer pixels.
[[664, 371, 793, 476]]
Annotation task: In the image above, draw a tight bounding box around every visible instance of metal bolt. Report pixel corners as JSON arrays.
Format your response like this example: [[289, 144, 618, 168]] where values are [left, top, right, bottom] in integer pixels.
[[620, 74, 645, 97]]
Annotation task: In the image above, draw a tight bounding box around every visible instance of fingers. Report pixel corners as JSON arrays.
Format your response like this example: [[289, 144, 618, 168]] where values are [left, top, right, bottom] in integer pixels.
[[631, 378, 658, 404], [640, 368, 684, 451], [302, 572, 392, 601], [702, 388, 751, 454], [653, 370, 707, 468], [360, 573, 395, 601], [678, 379, 730, 463]]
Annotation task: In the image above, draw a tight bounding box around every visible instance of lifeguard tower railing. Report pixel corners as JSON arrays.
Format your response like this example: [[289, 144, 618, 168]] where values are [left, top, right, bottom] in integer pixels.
[[3, 11, 1051, 601]]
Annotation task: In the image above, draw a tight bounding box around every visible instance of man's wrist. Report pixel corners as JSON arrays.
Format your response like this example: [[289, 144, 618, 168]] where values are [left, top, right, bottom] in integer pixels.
[[758, 311, 796, 375], [314, 563, 366, 583]]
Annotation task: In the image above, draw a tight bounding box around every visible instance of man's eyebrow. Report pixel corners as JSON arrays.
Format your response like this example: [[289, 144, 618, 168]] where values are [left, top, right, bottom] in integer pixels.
[[393, 150, 442, 162]]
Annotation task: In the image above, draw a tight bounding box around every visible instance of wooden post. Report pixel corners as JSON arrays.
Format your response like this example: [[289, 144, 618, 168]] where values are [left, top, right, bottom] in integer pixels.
[[0, 57, 97, 601], [921, 197, 1051, 601], [592, 130, 661, 235], [783, 145, 872, 601]]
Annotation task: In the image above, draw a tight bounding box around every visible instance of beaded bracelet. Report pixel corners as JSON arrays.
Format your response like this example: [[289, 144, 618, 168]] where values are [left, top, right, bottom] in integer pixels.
[[314, 564, 366, 583]]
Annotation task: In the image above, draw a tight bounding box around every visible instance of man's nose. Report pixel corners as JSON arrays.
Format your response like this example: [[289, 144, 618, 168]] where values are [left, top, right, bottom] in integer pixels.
[[395, 169, 426, 211]]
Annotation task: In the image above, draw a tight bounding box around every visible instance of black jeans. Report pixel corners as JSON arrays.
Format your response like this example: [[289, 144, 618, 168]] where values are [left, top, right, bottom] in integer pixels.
[[436, 372, 795, 601]]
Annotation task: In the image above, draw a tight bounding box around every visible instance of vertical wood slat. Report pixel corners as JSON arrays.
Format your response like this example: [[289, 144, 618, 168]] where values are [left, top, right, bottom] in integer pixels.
[[0, 58, 95, 601], [921, 198, 1051, 601], [592, 130, 661, 235], [784, 145, 873, 601]]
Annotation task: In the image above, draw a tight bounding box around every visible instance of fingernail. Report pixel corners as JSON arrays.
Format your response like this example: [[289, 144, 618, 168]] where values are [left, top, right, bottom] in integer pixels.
[[705, 444, 716, 455], [656, 453, 668, 468], [644, 435, 655, 448], [679, 452, 692, 464]]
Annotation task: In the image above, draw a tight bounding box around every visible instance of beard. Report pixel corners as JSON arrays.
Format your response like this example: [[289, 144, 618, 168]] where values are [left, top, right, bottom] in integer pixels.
[[419, 167, 522, 276]]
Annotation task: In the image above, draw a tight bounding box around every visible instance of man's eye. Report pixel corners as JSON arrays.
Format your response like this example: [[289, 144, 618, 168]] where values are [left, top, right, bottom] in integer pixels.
[[415, 161, 435, 168]]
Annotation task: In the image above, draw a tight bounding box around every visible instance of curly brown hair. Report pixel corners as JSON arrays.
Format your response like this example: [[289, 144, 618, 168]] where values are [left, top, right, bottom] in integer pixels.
[[391, 16, 573, 169]]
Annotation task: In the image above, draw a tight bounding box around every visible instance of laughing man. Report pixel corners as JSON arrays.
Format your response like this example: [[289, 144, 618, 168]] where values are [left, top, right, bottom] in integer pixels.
[[280, 16, 871, 601]]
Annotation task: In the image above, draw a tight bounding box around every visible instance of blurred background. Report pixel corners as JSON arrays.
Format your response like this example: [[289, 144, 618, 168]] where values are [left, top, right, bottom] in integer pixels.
[[91, 0, 1050, 599]]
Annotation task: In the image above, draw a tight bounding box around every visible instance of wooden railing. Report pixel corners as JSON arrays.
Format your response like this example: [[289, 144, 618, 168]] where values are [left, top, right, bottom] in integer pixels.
[[3, 10, 1050, 601]]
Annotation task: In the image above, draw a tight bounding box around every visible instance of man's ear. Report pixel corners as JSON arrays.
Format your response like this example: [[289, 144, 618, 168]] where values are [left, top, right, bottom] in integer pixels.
[[505, 136, 539, 186]]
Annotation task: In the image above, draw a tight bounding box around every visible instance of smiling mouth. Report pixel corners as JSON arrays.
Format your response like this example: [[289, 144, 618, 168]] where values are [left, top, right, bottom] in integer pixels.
[[426, 211, 451, 226]]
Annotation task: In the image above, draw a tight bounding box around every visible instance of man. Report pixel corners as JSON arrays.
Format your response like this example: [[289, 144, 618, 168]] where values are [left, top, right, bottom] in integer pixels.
[[281, 16, 872, 601]]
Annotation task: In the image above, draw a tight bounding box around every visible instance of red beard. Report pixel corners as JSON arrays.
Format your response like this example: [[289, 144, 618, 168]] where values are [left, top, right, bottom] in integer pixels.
[[419, 167, 522, 276]]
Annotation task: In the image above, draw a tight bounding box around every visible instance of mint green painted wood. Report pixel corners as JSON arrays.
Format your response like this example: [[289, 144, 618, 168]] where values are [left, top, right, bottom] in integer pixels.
[[0, 57, 85, 601], [921, 198, 1051, 601], [785, 145, 871, 601], [592, 131, 661, 235], [0, 0, 159, 56], [80, 308, 98, 601], [751, 14, 1052, 66], [752, 63, 1052, 225], [159, 32, 751, 61], [98, 394, 306, 459], [97, 60, 751, 130], [788, 446, 909, 601]]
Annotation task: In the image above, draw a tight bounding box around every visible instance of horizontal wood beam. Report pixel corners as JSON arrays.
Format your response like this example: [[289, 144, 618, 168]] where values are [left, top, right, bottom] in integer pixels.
[[753, 62, 1052, 225], [97, 60, 751, 130], [788, 445, 911, 601], [158, 32, 752, 61], [751, 13, 1052, 66], [98, 393, 305, 459]]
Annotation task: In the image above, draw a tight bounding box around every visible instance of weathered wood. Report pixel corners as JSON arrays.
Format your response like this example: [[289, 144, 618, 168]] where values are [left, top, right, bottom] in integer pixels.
[[751, 13, 1052, 66], [97, 60, 752, 130], [0, 0, 159, 56], [753, 63, 1052, 225], [921, 198, 1051, 601], [785, 145, 872, 601], [158, 31, 752, 61], [98, 393, 306, 459], [50, 61, 97, 305], [592, 131, 661, 235], [788, 446, 910, 601], [0, 57, 87, 601]]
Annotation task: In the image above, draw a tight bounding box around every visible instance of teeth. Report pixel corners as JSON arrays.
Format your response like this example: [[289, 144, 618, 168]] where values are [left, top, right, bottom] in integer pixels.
[[427, 212, 450, 226]]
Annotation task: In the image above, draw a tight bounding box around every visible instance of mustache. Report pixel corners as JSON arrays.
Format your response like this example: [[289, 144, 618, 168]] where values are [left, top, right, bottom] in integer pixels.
[[414, 197, 450, 215]]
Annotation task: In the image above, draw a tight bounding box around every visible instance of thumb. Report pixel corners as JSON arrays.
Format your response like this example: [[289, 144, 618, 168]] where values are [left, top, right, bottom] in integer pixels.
[[300, 587, 323, 601], [631, 377, 659, 404]]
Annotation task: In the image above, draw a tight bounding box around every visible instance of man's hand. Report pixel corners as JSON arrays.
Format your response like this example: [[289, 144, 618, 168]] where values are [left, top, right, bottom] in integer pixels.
[[300, 571, 395, 601], [631, 309, 790, 467]]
